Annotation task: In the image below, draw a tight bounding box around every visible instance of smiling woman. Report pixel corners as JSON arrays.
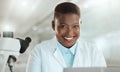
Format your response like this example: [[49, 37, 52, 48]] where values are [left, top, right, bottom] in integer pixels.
[[26, 2, 106, 72], [0, 0, 120, 72]]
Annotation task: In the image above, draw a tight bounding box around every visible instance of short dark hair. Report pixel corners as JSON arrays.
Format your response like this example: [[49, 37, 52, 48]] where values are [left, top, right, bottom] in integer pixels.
[[54, 2, 80, 19]]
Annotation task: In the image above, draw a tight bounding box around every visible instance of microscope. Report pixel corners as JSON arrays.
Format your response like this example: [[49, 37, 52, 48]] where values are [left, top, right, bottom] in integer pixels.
[[0, 32, 31, 72]]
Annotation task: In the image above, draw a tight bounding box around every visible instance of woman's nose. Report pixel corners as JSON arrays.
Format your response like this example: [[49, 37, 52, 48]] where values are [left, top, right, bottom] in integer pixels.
[[66, 27, 74, 36]]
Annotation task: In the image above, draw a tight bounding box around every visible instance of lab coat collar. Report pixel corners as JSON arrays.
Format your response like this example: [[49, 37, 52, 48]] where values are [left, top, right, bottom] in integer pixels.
[[51, 37, 84, 67], [51, 37, 67, 67]]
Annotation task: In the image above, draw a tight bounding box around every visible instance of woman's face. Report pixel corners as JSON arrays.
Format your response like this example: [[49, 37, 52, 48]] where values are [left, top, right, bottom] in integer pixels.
[[52, 13, 80, 48]]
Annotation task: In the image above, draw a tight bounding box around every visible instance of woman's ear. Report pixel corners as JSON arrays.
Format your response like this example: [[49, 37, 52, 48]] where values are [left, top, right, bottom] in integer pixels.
[[52, 20, 55, 31]]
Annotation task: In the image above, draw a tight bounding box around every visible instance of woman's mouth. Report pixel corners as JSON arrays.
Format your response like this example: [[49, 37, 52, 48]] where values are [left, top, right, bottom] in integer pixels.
[[64, 37, 74, 41]]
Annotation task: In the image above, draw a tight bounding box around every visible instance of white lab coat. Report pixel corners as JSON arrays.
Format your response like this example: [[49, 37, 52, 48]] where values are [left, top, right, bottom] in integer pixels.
[[26, 37, 106, 72]]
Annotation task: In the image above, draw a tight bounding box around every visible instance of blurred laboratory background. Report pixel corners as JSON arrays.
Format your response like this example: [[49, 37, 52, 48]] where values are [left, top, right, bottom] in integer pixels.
[[0, 0, 120, 72]]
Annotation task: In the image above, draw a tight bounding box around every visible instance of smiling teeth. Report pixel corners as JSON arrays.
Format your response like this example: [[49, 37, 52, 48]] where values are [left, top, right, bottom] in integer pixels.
[[64, 37, 73, 41]]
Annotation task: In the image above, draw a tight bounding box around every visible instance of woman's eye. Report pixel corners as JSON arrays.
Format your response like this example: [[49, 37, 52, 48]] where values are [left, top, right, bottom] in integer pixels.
[[73, 25, 79, 28], [59, 24, 66, 28]]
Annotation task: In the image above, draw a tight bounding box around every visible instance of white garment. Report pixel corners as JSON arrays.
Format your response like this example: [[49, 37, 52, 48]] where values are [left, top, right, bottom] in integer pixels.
[[26, 37, 106, 72]]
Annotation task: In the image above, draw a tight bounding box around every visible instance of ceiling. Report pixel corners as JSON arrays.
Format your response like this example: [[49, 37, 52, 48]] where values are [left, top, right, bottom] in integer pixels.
[[0, 0, 120, 66], [0, 0, 70, 36]]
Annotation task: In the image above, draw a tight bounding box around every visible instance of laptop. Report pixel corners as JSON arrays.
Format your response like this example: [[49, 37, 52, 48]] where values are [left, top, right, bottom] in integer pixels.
[[64, 67, 120, 72]]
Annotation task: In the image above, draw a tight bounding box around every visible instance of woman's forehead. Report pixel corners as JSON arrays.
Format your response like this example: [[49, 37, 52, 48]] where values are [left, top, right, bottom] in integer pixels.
[[55, 13, 80, 22]]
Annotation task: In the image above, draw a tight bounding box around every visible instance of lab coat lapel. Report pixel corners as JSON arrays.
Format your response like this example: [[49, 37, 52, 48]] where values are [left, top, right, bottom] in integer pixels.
[[73, 40, 84, 67], [53, 47, 66, 67], [51, 37, 66, 67]]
